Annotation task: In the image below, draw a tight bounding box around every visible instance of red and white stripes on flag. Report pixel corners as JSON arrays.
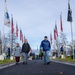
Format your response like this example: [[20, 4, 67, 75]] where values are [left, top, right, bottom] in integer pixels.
[[11, 15, 14, 34], [55, 22, 58, 37], [50, 33, 52, 45], [54, 29, 56, 40], [4, 0, 10, 27], [16, 22, 18, 37], [60, 13, 63, 32], [20, 29, 22, 40], [20, 29, 23, 43], [54, 21, 58, 40]]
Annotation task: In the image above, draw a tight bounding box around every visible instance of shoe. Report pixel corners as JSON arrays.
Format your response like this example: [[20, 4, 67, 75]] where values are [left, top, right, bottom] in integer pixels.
[[16, 62, 19, 65], [47, 62, 50, 65]]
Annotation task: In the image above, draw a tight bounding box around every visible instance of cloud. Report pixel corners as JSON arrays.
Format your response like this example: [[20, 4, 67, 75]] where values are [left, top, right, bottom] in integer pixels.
[[0, 0, 75, 49]]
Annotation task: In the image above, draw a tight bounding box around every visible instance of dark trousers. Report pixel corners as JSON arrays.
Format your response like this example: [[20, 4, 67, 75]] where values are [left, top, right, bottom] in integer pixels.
[[15, 57, 20, 63]]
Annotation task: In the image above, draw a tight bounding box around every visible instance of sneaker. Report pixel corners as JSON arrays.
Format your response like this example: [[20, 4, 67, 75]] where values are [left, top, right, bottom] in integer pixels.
[[16, 62, 19, 65], [47, 62, 50, 65]]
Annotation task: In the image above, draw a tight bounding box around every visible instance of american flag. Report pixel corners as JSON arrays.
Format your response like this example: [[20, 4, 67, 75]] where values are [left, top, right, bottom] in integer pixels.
[[55, 22, 58, 37], [11, 15, 14, 34], [50, 33, 52, 45], [60, 13, 63, 32], [16, 22, 18, 37], [20, 29, 22, 41]]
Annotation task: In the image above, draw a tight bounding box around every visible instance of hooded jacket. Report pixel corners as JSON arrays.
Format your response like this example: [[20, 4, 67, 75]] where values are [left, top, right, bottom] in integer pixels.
[[41, 40, 51, 51]]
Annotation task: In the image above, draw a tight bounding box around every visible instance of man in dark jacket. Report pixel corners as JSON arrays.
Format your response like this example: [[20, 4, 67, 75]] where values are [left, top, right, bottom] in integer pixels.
[[40, 36, 51, 65], [22, 39, 30, 64]]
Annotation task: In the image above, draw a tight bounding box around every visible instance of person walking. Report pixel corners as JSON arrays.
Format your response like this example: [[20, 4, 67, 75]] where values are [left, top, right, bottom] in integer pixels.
[[40, 36, 51, 65], [39, 48, 44, 60], [60, 45, 64, 55], [14, 43, 21, 65], [22, 39, 31, 64], [7, 47, 10, 58]]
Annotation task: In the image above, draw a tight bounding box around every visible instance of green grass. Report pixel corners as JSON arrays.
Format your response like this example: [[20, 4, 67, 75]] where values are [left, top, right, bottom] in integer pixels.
[[53, 56, 75, 63], [0, 58, 15, 64]]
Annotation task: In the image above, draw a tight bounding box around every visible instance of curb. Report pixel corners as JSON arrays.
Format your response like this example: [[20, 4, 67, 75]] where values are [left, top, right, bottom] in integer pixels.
[[0, 63, 15, 70], [0, 61, 23, 70], [51, 60, 75, 66]]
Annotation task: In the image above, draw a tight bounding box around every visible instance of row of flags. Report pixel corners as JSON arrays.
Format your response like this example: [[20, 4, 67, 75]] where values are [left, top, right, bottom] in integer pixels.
[[50, 13, 62, 45], [50, 0, 72, 45], [4, 0, 72, 45], [4, 0, 25, 43]]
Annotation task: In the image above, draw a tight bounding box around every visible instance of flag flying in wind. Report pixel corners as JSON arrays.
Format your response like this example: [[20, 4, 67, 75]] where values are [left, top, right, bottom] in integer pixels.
[[54, 29, 56, 40], [60, 13, 63, 32], [50, 33, 52, 45], [22, 34, 23, 43], [16, 22, 18, 37], [20, 29, 22, 41], [20, 29, 23, 43], [67, 0, 72, 22], [11, 15, 14, 34], [55, 22, 58, 37], [4, 0, 10, 27]]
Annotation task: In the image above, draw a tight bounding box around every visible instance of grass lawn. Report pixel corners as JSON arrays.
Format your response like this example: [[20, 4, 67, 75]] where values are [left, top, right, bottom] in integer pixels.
[[52, 56, 75, 63], [0, 58, 15, 64]]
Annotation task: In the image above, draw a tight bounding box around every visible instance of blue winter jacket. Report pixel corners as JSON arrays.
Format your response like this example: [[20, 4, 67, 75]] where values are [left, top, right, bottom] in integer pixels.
[[40, 40, 51, 51]]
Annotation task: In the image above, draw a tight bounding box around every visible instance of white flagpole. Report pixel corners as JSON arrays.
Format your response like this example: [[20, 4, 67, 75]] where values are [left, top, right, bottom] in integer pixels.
[[70, 22, 74, 60], [10, 14, 13, 56], [2, 0, 6, 54], [2, 25, 4, 54], [67, 0, 74, 60]]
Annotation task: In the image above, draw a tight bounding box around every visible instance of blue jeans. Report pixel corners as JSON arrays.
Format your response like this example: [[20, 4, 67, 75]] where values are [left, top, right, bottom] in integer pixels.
[[43, 51, 50, 63], [22, 52, 28, 63]]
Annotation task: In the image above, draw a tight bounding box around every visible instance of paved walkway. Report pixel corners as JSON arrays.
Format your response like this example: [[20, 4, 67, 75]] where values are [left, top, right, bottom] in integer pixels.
[[0, 60, 75, 75]]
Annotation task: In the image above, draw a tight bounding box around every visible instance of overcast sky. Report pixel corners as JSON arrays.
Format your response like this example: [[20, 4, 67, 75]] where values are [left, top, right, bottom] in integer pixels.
[[0, 0, 75, 49]]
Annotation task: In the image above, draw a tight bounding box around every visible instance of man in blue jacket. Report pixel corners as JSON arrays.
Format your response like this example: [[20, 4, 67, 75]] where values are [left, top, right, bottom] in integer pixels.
[[40, 36, 51, 65]]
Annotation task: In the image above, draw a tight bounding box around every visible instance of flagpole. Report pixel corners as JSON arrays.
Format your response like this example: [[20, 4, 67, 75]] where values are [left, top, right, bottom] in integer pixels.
[[2, 24, 4, 54], [10, 14, 13, 56], [2, 0, 6, 55], [70, 22, 74, 60], [67, 0, 74, 60], [2, 0, 6, 54]]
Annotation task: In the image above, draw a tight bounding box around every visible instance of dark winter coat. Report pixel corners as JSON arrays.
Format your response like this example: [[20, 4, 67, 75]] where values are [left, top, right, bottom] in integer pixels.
[[22, 43, 30, 53]]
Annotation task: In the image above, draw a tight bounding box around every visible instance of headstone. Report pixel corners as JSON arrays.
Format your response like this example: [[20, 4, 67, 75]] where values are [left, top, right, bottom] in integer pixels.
[[61, 55, 65, 59], [10, 56, 14, 60], [0, 55, 4, 60]]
